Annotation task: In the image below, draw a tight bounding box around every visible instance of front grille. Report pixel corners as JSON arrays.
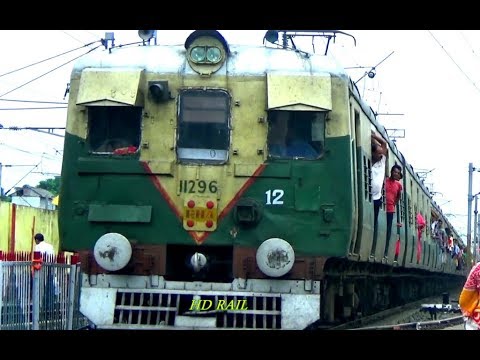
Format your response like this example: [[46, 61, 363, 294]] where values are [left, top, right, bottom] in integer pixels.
[[115, 291, 179, 326], [113, 290, 282, 329]]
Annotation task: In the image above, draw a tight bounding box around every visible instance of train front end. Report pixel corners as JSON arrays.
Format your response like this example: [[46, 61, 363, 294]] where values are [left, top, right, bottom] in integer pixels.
[[58, 30, 354, 329]]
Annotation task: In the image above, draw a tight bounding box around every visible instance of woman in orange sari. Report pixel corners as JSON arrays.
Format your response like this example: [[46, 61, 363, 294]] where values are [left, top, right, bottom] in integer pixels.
[[459, 262, 480, 330]]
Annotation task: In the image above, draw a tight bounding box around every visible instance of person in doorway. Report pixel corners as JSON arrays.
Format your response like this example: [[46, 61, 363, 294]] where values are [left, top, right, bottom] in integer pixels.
[[459, 261, 480, 329], [434, 220, 448, 264], [452, 239, 461, 270], [384, 164, 403, 259], [416, 213, 426, 263], [371, 130, 388, 256]]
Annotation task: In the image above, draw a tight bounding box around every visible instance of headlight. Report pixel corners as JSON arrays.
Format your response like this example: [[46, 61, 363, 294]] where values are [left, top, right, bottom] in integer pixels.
[[190, 46, 206, 63], [206, 47, 222, 63], [190, 46, 222, 64]]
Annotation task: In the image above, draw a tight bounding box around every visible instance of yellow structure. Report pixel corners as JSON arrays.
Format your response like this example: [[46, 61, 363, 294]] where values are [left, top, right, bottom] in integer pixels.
[[0, 201, 59, 253]]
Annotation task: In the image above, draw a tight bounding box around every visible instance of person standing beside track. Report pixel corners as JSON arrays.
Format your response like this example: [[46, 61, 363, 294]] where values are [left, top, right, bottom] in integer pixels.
[[33, 233, 57, 314], [34, 233, 54, 256], [459, 261, 480, 330]]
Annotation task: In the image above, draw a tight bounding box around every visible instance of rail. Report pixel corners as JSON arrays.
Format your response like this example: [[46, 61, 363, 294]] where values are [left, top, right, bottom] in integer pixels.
[[352, 315, 464, 330], [328, 289, 463, 331]]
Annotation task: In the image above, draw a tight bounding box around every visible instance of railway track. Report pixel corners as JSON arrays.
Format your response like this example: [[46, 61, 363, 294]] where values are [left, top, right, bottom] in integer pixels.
[[317, 288, 463, 330], [350, 314, 464, 330]]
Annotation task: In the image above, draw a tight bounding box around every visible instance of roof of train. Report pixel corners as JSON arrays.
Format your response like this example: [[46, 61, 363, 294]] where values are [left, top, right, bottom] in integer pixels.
[[71, 43, 350, 78]]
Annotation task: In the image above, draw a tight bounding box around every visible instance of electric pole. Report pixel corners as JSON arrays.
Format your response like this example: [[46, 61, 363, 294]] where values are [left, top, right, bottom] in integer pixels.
[[468, 162, 474, 266], [475, 195, 478, 263]]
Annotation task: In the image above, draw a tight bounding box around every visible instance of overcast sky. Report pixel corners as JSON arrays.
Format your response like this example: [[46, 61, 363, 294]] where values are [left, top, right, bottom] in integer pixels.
[[1, 30, 479, 241]]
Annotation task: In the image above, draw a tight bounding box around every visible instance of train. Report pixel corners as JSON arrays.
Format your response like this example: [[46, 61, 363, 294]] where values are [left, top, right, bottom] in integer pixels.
[[58, 30, 467, 329]]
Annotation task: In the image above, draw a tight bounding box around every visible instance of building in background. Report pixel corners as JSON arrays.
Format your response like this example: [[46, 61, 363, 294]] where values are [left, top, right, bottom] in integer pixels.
[[11, 185, 55, 210]]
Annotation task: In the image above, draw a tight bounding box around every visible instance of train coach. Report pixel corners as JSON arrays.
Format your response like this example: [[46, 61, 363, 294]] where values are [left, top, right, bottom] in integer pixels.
[[58, 30, 466, 329]]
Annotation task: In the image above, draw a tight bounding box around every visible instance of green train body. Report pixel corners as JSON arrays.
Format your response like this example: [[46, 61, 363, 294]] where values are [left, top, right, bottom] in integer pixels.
[[58, 30, 466, 329]]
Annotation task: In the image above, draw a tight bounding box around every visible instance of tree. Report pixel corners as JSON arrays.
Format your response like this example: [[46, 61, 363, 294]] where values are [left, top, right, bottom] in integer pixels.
[[0, 194, 11, 202], [36, 176, 61, 196]]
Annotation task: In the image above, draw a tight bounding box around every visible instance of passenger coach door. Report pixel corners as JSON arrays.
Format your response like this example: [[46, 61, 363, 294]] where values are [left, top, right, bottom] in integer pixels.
[[350, 108, 372, 259]]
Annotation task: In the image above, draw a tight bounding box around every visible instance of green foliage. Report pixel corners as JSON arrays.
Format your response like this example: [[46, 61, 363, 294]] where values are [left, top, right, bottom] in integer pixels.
[[36, 176, 61, 196], [0, 194, 11, 202]]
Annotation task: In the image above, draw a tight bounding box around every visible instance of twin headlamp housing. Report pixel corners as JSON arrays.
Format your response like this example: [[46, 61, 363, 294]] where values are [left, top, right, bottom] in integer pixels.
[[189, 46, 223, 64]]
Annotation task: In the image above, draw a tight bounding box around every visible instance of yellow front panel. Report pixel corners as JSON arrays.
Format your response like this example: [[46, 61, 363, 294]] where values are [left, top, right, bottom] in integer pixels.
[[76, 69, 145, 106], [142, 73, 267, 243], [267, 74, 332, 111]]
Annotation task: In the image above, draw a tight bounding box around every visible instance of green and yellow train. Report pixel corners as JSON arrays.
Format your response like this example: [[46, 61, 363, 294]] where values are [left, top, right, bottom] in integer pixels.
[[58, 30, 466, 329]]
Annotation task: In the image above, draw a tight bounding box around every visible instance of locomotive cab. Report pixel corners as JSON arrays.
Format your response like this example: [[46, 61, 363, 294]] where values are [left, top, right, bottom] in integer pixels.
[[58, 30, 466, 330]]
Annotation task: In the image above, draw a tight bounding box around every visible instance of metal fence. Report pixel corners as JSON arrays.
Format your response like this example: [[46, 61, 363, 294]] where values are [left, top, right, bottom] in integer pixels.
[[0, 251, 89, 330]]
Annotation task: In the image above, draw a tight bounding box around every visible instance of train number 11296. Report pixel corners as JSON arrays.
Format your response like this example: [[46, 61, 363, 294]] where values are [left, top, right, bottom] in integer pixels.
[[178, 180, 218, 194]]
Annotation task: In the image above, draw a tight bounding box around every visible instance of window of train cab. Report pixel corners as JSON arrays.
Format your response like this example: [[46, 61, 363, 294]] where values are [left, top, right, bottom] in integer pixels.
[[176, 89, 230, 164], [267, 110, 325, 160], [87, 105, 142, 156]]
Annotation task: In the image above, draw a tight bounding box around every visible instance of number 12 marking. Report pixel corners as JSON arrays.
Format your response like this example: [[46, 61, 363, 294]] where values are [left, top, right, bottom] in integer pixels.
[[265, 189, 284, 205]]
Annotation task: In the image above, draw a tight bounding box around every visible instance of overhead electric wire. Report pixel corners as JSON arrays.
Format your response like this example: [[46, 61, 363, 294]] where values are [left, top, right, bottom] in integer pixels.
[[0, 39, 100, 104], [0, 98, 67, 104], [31, 171, 61, 176], [4, 163, 40, 196], [0, 106, 67, 110], [2, 32, 118, 193], [0, 44, 103, 98], [0, 143, 63, 160], [60, 31, 88, 45], [459, 31, 480, 63], [83, 30, 102, 39], [61, 30, 102, 44], [428, 30, 480, 94], [0, 40, 101, 79]]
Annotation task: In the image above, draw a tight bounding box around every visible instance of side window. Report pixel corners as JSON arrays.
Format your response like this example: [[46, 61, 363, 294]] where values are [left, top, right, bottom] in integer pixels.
[[87, 106, 142, 154], [177, 89, 230, 164], [267, 110, 325, 159]]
